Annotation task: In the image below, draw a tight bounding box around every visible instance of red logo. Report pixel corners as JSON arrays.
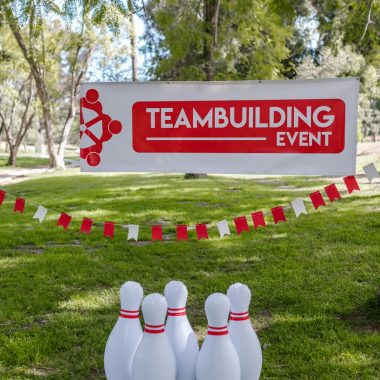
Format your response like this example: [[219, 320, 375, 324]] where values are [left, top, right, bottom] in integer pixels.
[[80, 89, 122, 166], [132, 99, 345, 154]]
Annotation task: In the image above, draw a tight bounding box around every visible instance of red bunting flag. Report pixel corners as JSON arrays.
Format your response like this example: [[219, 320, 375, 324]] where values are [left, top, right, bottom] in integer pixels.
[[251, 211, 266, 229], [80, 218, 93, 234], [271, 206, 286, 224], [152, 225, 163, 241], [234, 216, 250, 235], [324, 184, 341, 203], [14, 198, 25, 213], [104, 222, 115, 238], [0, 190, 5, 206], [309, 191, 326, 210], [196, 224, 208, 240], [176, 225, 188, 241], [57, 212, 72, 229], [343, 175, 360, 193]]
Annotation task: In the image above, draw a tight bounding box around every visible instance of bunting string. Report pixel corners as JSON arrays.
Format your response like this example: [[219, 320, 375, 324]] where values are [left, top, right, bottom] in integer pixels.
[[0, 163, 378, 242]]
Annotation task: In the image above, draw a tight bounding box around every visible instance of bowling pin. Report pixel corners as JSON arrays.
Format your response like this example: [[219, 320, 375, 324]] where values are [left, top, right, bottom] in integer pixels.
[[132, 293, 176, 380], [227, 283, 262, 380], [104, 281, 144, 380], [165, 281, 199, 380], [196, 293, 240, 380]]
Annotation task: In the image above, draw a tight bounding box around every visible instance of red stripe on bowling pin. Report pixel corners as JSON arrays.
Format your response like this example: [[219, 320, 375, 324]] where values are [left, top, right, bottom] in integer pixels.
[[167, 307, 186, 316], [144, 323, 165, 334], [207, 325, 228, 335], [119, 309, 140, 319], [229, 311, 249, 321]]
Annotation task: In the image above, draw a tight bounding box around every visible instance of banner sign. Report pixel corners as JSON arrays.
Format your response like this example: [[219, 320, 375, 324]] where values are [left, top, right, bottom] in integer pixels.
[[80, 78, 359, 175]]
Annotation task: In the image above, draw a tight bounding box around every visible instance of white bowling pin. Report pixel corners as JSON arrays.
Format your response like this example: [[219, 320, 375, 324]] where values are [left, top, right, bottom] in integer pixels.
[[104, 281, 144, 380], [132, 293, 176, 380], [196, 293, 240, 380], [227, 283, 262, 380], [165, 281, 199, 380]]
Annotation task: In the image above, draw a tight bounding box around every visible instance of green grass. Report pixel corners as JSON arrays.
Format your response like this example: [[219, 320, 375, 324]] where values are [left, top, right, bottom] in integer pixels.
[[0, 168, 379, 379], [0, 155, 50, 169]]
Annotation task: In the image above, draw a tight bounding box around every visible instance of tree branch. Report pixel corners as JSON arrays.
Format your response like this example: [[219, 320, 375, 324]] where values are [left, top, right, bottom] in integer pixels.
[[359, 0, 375, 43]]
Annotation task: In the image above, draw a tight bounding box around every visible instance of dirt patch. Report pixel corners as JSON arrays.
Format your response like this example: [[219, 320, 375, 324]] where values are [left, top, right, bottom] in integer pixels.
[[255, 310, 273, 331], [357, 141, 380, 156], [26, 367, 55, 377], [153, 219, 171, 225], [130, 241, 152, 246], [16, 245, 44, 254], [46, 240, 82, 247], [0, 167, 52, 185]]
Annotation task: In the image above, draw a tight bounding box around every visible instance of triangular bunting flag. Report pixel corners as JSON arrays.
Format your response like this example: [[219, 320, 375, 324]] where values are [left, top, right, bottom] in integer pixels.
[[234, 216, 250, 235], [104, 222, 115, 238], [251, 211, 266, 229], [0, 190, 6, 206], [309, 191, 326, 210], [33, 205, 47, 223], [217, 220, 230, 237], [57, 212, 72, 229], [343, 175, 360, 193], [363, 163, 379, 183], [176, 225, 188, 241], [14, 198, 25, 213], [152, 225, 163, 241], [80, 218, 93, 234], [324, 184, 341, 203], [127, 224, 139, 241], [271, 206, 286, 224], [291, 199, 307, 218], [196, 224, 208, 240]]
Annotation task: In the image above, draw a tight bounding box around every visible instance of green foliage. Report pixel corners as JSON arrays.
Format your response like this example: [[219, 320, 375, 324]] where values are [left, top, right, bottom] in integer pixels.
[[143, 0, 307, 80], [0, 168, 379, 378], [61, 0, 143, 34], [313, 0, 380, 66]]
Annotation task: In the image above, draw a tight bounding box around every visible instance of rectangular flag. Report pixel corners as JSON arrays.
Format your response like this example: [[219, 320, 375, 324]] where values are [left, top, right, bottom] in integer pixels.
[[80, 78, 359, 175]]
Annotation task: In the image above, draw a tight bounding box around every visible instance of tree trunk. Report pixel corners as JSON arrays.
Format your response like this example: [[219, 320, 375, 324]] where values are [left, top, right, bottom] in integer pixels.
[[128, 1, 138, 81], [57, 107, 75, 168], [7, 145, 18, 166], [203, 0, 220, 80], [57, 46, 94, 167], [0, 123, 3, 147], [36, 123, 47, 155], [7, 10, 59, 168], [185, 0, 220, 178]]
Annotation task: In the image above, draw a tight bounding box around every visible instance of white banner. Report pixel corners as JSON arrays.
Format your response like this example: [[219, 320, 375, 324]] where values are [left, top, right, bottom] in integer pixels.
[[80, 78, 359, 175]]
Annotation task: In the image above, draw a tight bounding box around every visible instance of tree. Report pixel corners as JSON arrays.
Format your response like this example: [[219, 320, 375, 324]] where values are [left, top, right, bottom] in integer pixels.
[[296, 40, 380, 140], [143, 0, 307, 81], [2, 0, 140, 168], [298, 1, 380, 140], [3, 3, 95, 168], [312, 0, 380, 66], [88, 19, 132, 82], [0, 24, 36, 166], [0, 75, 35, 166]]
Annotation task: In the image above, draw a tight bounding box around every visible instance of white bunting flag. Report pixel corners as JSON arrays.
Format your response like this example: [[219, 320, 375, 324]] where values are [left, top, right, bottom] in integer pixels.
[[217, 220, 231, 238], [33, 205, 48, 223], [363, 163, 379, 183], [291, 199, 308, 218], [127, 224, 139, 241]]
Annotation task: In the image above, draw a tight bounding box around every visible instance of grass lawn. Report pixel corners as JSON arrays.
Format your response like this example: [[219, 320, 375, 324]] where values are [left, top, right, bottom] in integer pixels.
[[0, 167, 379, 379], [0, 155, 51, 169]]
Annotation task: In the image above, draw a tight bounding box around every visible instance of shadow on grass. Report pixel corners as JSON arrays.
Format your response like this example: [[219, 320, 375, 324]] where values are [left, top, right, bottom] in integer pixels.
[[339, 289, 380, 333]]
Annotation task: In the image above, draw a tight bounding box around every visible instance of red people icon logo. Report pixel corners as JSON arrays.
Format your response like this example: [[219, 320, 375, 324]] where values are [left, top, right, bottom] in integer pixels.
[[80, 89, 122, 167]]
